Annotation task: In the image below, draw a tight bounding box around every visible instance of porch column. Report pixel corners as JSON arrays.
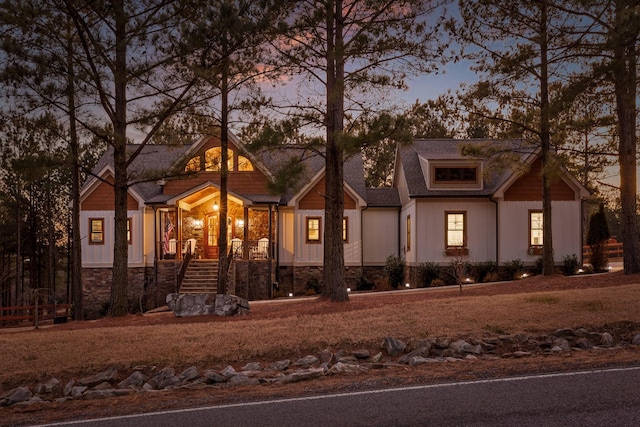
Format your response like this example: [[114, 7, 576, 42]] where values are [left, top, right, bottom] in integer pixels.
[[242, 206, 249, 260]]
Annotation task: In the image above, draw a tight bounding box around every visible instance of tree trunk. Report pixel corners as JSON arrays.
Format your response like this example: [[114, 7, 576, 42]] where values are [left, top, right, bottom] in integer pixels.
[[322, 0, 347, 302], [110, 0, 130, 316], [539, 3, 554, 275], [612, 0, 640, 274], [66, 24, 83, 319], [217, 57, 230, 294]]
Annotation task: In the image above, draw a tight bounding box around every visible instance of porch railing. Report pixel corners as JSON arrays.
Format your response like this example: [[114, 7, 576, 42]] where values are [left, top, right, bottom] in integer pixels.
[[230, 239, 272, 260]]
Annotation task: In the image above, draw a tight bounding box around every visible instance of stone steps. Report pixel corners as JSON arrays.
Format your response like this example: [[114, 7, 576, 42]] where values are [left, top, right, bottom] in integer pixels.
[[180, 260, 218, 294]]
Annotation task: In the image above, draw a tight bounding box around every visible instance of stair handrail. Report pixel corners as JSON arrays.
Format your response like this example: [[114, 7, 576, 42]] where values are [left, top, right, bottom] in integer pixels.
[[177, 241, 194, 292]]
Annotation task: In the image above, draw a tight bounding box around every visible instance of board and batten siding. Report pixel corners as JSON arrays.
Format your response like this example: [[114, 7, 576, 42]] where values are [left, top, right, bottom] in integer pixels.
[[498, 201, 582, 264], [504, 159, 576, 201], [362, 208, 399, 265], [81, 176, 139, 211], [81, 210, 146, 267], [414, 198, 497, 265]]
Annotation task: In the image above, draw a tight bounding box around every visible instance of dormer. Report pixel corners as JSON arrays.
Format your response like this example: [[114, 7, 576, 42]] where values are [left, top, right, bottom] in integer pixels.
[[419, 156, 483, 191]]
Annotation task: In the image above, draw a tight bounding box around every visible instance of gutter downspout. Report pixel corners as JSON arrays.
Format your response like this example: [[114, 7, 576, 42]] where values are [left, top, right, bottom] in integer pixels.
[[152, 206, 158, 308]]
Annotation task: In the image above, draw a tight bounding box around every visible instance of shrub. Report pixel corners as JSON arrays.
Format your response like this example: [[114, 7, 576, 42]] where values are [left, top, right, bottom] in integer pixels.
[[562, 254, 580, 276], [431, 278, 445, 287], [587, 203, 610, 273], [504, 259, 525, 280], [305, 274, 321, 295], [417, 262, 440, 288], [355, 269, 375, 291], [474, 261, 498, 283], [385, 254, 405, 289]]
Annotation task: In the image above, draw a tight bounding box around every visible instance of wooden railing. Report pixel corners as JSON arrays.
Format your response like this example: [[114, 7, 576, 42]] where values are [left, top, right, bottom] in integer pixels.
[[583, 238, 624, 262], [0, 304, 71, 328]]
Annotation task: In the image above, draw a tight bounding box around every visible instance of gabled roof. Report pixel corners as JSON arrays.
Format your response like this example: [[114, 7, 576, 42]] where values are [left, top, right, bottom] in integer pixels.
[[366, 187, 401, 207], [252, 146, 368, 205], [81, 144, 191, 202], [83, 137, 369, 207], [396, 139, 535, 198]]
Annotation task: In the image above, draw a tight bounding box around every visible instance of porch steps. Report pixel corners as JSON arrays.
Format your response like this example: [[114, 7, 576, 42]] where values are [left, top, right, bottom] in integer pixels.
[[179, 260, 218, 294]]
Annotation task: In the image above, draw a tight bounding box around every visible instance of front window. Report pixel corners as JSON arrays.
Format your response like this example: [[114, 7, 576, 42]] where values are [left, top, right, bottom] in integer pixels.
[[306, 217, 321, 243], [343, 217, 348, 243], [89, 218, 104, 244], [530, 211, 543, 247], [127, 218, 132, 244], [446, 212, 466, 247]]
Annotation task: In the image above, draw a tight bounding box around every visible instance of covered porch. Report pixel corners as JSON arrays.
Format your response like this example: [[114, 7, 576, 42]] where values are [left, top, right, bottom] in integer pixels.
[[156, 183, 279, 263]]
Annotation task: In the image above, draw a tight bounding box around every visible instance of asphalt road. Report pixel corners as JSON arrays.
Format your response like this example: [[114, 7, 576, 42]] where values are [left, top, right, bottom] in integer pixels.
[[38, 366, 640, 427]]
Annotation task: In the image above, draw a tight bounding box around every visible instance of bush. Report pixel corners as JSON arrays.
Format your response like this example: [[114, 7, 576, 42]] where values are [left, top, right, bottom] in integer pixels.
[[562, 254, 580, 276], [355, 269, 375, 291], [417, 262, 440, 287], [504, 259, 525, 280], [474, 261, 498, 283], [305, 274, 321, 295], [385, 254, 405, 289]]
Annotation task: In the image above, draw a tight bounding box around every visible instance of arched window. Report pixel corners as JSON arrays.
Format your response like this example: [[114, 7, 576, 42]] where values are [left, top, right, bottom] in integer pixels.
[[237, 155, 254, 171], [204, 147, 234, 171], [185, 156, 201, 172]]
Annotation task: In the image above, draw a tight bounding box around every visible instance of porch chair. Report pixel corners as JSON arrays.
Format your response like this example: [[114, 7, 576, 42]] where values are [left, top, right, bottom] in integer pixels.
[[182, 238, 197, 257]]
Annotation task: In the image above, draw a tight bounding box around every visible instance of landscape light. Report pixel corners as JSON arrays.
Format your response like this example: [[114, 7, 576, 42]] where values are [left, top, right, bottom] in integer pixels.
[[347, 288, 351, 292], [288, 292, 293, 297], [405, 283, 410, 288]]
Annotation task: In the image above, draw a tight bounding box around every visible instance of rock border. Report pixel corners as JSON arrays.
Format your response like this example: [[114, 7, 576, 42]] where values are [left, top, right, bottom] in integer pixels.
[[3, 328, 640, 407]]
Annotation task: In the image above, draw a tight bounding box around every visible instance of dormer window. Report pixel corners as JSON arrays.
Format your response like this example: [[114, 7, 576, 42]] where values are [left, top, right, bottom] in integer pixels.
[[435, 167, 477, 182], [426, 161, 482, 190], [185, 147, 254, 172]]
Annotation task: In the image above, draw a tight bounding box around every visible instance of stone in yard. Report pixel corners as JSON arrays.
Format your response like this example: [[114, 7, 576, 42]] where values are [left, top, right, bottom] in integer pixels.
[[220, 365, 237, 378], [70, 386, 88, 398], [63, 380, 75, 397], [353, 349, 371, 359], [213, 294, 250, 316], [225, 375, 260, 387], [632, 334, 640, 346], [178, 366, 201, 383], [78, 367, 118, 387], [119, 371, 148, 389], [293, 355, 319, 368], [166, 293, 214, 317], [553, 338, 571, 351], [600, 332, 614, 347], [327, 362, 368, 375], [383, 337, 406, 357], [1, 387, 32, 407], [276, 367, 325, 384], [398, 347, 430, 365], [35, 378, 60, 394], [203, 369, 228, 384], [266, 360, 291, 371], [241, 362, 262, 372], [148, 367, 180, 390], [575, 337, 593, 350]]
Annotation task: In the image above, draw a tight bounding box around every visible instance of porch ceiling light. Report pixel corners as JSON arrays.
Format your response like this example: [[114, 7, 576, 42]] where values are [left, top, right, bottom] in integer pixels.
[[213, 202, 219, 211]]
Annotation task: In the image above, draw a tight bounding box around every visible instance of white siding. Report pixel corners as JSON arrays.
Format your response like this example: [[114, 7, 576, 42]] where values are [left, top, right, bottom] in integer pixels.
[[415, 199, 497, 265], [400, 201, 417, 264], [293, 209, 324, 265], [278, 208, 295, 265], [362, 208, 399, 265], [498, 201, 583, 265], [81, 209, 145, 267], [343, 209, 362, 266]]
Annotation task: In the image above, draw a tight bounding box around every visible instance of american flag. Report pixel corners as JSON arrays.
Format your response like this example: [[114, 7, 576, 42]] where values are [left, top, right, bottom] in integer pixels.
[[163, 217, 174, 254]]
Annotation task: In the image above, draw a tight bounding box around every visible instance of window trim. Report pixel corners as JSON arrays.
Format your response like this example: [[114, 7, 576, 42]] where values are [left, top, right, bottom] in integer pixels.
[[406, 215, 411, 252], [306, 216, 321, 243], [127, 218, 132, 244], [89, 218, 105, 245], [445, 211, 467, 249], [342, 217, 349, 243], [529, 210, 543, 251]]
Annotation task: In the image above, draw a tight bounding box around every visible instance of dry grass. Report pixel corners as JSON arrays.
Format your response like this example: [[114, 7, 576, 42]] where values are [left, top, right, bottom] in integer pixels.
[[2, 276, 640, 389]]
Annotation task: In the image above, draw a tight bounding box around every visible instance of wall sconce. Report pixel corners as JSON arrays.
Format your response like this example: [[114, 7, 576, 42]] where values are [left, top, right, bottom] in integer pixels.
[[236, 219, 244, 228], [193, 219, 203, 230], [213, 202, 219, 211]]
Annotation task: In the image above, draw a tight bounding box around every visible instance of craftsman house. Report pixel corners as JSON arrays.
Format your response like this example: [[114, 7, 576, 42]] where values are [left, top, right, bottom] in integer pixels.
[[79, 135, 589, 317]]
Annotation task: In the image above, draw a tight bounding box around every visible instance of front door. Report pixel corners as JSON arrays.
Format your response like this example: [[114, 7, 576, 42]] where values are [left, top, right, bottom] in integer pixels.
[[204, 213, 219, 259]]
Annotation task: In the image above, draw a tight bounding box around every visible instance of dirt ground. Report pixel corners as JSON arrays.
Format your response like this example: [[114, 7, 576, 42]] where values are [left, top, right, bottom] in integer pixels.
[[4, 271, 640, 426]]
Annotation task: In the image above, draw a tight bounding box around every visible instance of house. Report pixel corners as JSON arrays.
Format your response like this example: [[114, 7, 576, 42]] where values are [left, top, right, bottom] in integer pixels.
[[79, 135, 588, 317], [394, 139, 590, 283]]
